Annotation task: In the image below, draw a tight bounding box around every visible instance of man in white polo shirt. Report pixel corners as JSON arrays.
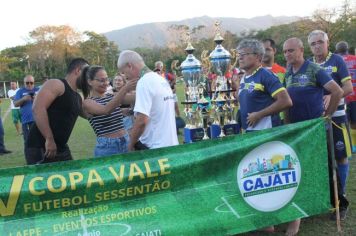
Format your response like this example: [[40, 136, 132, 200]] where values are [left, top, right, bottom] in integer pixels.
[[7, 81, 22, 135], [117, 50, 178, 150]]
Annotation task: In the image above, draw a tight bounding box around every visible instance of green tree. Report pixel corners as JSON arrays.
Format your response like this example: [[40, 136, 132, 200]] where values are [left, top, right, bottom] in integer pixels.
[[0, 45, 29, 81], [27, 25, 82, 79], [80, 31, 119, 76]]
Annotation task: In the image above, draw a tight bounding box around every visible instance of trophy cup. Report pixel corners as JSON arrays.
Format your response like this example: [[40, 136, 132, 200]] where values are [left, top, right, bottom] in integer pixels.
[[208, 21, 231, 138], [209, 21, 231, 92], [180, 32, 204, 143]]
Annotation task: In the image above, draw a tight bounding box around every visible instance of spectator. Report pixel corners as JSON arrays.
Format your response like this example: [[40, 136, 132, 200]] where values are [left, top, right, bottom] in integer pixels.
[[113, 74, 136, 134], [14, 75, 39, 162], [166, 72, 185, 133], [7, 82, 22, 135], [261, 38, 286, 83], [0, 96, 12, 155], [154, 60, 165, 76], [262, 38, 287, 123]]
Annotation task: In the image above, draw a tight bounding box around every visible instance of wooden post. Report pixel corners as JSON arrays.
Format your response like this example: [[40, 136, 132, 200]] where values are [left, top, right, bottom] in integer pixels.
[[327, 119, 341, 232]]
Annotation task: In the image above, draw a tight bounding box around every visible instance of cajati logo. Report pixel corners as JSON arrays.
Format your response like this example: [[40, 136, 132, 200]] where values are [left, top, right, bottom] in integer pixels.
[[237, 141, 301, 212]]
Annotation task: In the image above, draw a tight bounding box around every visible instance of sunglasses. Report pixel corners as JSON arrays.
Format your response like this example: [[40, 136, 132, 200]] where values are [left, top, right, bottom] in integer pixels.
[[25, 82, 34, 85]]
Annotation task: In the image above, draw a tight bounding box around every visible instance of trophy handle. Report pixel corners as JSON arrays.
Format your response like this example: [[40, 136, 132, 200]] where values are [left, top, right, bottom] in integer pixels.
[[171, 60, 180, 72], [230, 49, 238, 69], [201, 50, 211, 72]]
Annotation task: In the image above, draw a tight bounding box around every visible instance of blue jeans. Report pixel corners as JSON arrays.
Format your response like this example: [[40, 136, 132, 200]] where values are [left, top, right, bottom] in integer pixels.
[[123, 116, 133, 131], [94, 133, 129, 158]]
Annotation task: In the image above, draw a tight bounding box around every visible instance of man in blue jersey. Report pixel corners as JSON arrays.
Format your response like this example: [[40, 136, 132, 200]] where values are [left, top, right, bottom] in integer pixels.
[[283, 37, 343, 235], [237, 39, 292, 234], [308, 30, 352, 220], [336, 41, 356, 153], [14, 75, 40, 162], [237, 39, 292, 132]]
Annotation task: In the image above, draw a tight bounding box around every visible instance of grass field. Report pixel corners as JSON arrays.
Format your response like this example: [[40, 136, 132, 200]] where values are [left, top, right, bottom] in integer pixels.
[[0, 83, 355, 235]]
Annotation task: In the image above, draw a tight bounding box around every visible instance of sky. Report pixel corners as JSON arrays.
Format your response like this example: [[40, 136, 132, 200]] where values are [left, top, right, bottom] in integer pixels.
[[0, 0, 350, 50]]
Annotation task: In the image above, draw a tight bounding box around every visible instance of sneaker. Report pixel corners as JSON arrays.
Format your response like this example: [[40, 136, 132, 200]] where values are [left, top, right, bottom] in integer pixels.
[[330, 207, 348, 221], [340, 207, 349, 220], [0, 150, 12, 155]]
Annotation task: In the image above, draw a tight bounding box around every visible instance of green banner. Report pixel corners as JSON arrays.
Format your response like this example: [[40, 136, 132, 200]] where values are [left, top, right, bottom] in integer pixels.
[[0, 118, 330, 235]]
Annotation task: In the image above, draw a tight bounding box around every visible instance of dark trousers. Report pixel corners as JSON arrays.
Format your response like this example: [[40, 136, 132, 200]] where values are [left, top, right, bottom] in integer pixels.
[[327, 129, 349, 210], [26, 144, 73, 165], [22, 122, 34, 163], [134, 141, 149, 150]]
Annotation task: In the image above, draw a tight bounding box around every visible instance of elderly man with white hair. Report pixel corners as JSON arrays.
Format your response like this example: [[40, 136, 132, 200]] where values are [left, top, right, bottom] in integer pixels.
[[117, 50, 178, 151], [237, 39, 292, 132], [308, 30, 352, 220]]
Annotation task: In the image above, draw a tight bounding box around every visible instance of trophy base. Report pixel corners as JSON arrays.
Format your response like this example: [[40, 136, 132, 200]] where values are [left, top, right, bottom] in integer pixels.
[[208, 124, 240, 139], [224, 123, 240, 136], [183, 127, 205, 143]]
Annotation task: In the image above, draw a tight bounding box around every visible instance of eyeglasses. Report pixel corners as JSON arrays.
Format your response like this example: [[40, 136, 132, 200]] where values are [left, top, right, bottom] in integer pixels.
[[25, 82, 34, 85], [238, 52, 256, 58], [310, 40, 325, 47], [93, 78, 109, 84], [283, 49, 295, 54]]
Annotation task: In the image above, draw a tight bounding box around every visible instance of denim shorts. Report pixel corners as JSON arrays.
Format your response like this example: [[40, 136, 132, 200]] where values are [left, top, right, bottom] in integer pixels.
[[94, 133, 129, 158], [123, 116, 134, 131]]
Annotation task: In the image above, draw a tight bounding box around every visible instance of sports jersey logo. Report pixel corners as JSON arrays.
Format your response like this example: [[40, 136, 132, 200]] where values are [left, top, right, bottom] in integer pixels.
[[324, 66, 333, 75], [298, 74, 309, 86], [335, 141, 345, 151], [248, 82, 255, 93], [237, 141, 301, 212]]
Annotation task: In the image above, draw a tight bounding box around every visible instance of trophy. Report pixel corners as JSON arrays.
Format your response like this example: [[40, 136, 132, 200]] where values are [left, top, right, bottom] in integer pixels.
[[207, 21, 240, 137], [209, 21, 231, 93], [181, 34, 202, 102], [208, 21, 230, 138], [179, 32, 206, 142]]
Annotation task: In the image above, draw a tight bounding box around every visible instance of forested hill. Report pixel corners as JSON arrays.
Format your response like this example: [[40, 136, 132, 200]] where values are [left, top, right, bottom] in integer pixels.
[[104, 15, 299, 49]]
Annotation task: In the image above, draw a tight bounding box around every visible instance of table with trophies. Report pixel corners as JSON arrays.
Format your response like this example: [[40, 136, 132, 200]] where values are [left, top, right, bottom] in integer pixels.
[[178, 23, 240, 143]]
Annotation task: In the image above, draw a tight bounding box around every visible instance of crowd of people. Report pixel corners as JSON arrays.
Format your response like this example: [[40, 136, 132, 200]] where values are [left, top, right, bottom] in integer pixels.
[[0, 28, 355, 236], [232, 31, 355, 235]]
